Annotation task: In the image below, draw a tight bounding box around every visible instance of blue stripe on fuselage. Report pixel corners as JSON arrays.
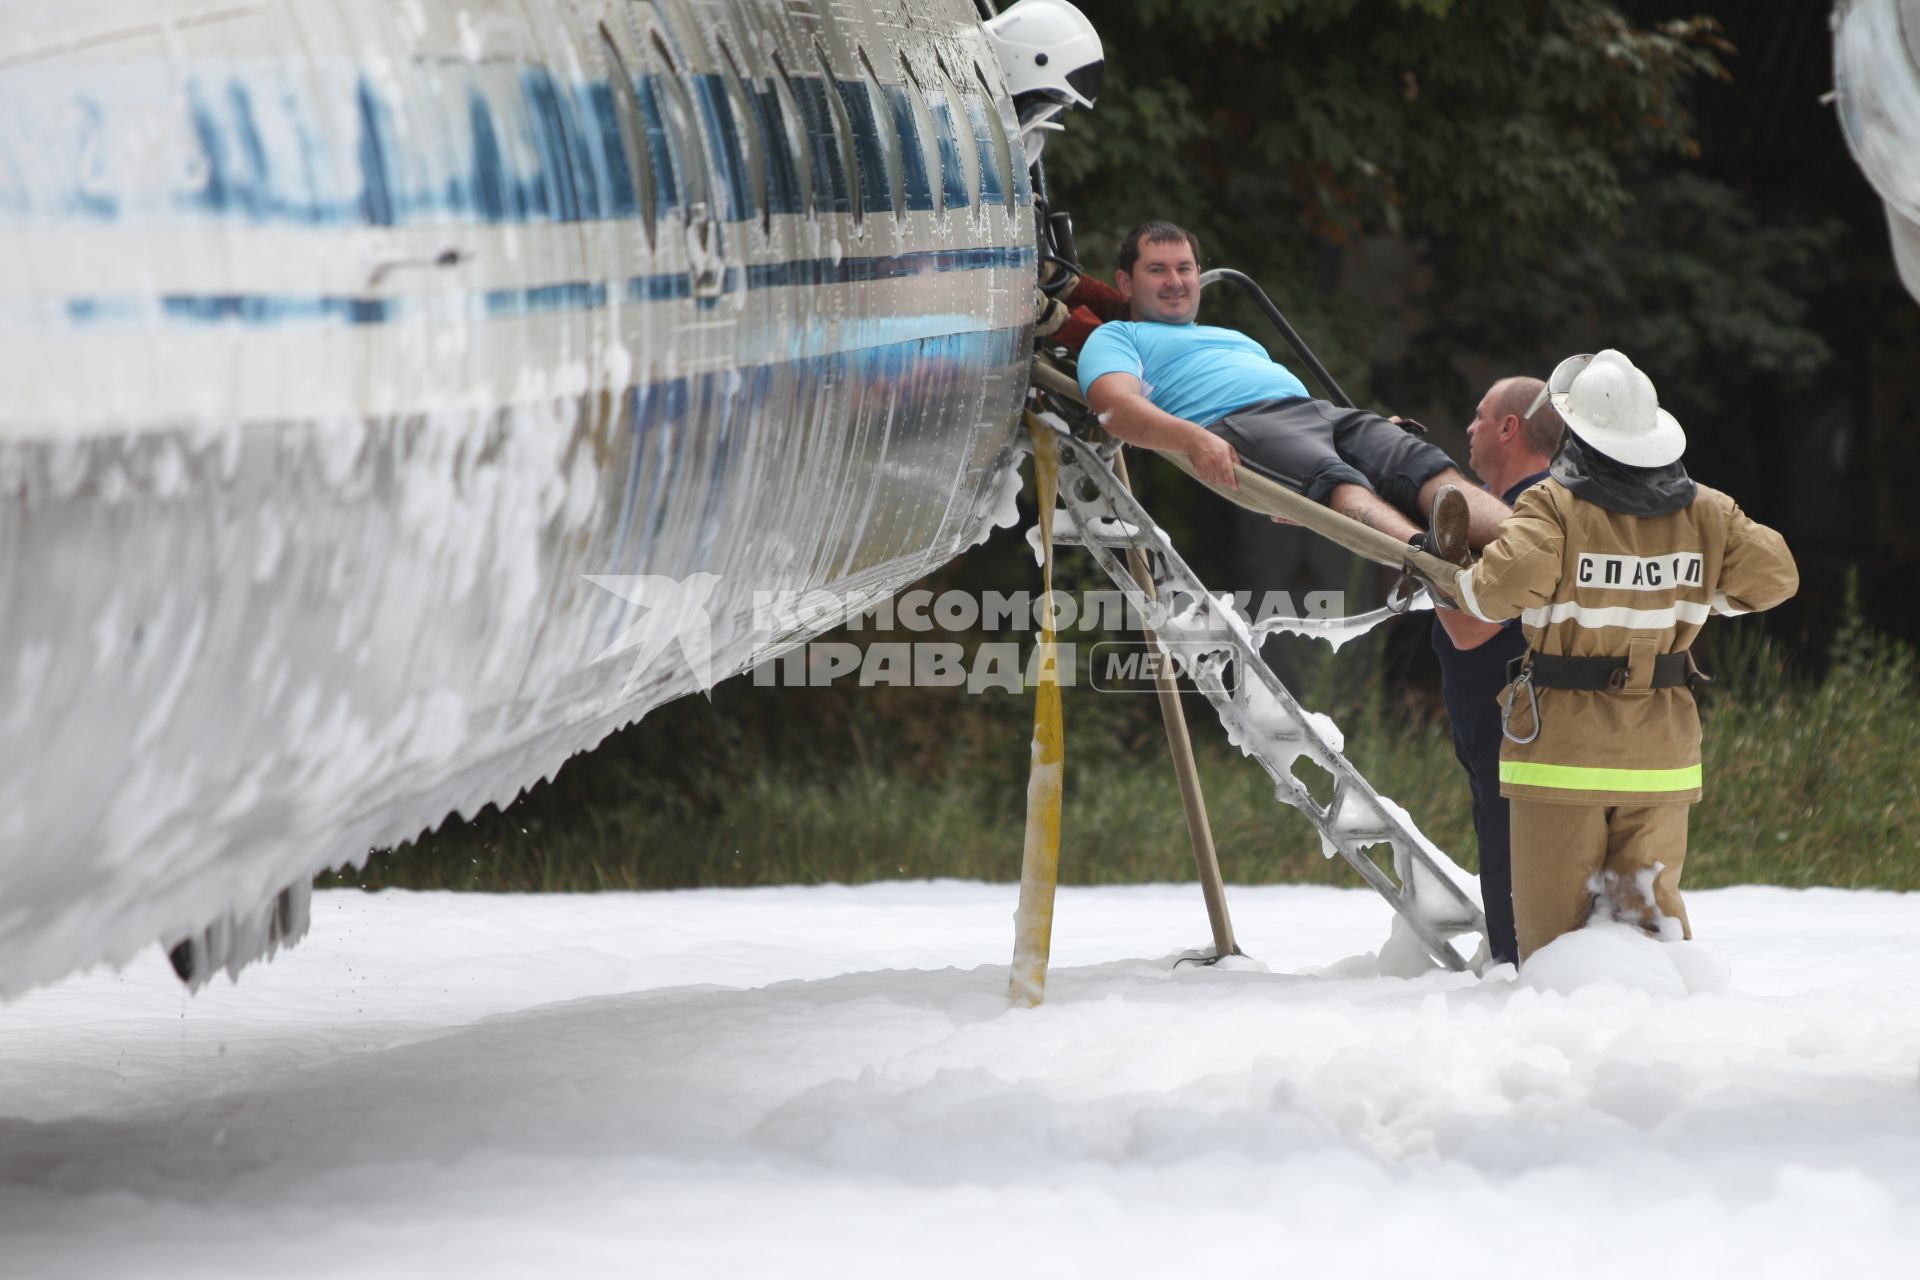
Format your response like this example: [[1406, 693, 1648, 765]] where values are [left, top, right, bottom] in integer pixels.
[[39, 245, 1035, 328]]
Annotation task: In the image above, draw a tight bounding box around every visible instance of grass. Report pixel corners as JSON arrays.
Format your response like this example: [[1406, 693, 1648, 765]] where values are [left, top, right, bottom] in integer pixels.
[[1679, 595, 1920, 887], [322, 585, 1920, 896]]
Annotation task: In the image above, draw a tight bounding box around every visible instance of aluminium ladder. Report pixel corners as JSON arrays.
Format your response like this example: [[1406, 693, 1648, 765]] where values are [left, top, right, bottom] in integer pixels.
[[1042, 427, 1489, 972]]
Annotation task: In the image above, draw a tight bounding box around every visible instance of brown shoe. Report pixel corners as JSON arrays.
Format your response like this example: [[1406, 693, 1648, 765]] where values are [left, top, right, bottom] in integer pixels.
[[1417, 484, 1472, 567]]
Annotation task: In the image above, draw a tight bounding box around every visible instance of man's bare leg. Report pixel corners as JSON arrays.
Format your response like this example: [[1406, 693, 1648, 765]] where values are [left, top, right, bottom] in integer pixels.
[[1327, 482, 1420, 542], [1416, 469, 1511, 549]]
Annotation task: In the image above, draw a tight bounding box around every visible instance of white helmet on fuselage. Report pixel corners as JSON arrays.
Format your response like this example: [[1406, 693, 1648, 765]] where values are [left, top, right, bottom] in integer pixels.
[[985, 0, 1104, 110]]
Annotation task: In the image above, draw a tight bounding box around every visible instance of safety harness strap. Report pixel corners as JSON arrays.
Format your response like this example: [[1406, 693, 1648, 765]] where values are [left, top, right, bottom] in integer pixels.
[[1514, 650, 1702, 692]]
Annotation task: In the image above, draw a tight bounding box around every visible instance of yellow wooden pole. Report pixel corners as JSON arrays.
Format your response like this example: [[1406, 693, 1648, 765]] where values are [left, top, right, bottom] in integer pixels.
[[1009, 415, 1065, 1007]]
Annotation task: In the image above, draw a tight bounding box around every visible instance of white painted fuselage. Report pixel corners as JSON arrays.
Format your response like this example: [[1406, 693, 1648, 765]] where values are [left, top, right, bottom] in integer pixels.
[[0, 0, 1036, 995]]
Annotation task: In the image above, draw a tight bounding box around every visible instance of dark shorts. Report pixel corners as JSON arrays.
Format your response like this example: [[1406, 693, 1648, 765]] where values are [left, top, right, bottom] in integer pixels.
[[1206, 397, 1455, 514]]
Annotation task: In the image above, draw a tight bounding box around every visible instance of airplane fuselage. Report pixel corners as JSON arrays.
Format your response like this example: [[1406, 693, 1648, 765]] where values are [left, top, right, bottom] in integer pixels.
[[0, 0, 1036, 994]]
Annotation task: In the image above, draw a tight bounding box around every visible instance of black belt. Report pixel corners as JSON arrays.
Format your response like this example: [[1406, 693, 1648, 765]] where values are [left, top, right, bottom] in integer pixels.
[[1508, 651, 1707, 691]]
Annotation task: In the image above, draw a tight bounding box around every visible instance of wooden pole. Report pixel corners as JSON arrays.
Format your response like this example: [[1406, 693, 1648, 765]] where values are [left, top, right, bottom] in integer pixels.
[[1008, 418, 1067, 1006], [1112, 451, 1238, 960]]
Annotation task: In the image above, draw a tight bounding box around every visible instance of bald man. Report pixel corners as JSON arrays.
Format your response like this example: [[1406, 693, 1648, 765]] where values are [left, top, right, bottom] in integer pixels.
[[1431, 377, 1566, 968]]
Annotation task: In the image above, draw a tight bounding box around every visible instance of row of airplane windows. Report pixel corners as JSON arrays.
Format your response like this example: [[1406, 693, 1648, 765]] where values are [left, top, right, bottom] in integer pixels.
[[596, 18, 1030, 243]]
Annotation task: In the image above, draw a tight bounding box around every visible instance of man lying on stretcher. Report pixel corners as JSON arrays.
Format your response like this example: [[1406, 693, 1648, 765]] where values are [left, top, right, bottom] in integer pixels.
[[1076, 220, 1509, 553]]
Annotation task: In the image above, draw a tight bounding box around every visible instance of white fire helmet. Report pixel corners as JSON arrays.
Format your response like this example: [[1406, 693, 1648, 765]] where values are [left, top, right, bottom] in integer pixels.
[[985, 0, 1104, 110], [1532, 350, 1687, 469]]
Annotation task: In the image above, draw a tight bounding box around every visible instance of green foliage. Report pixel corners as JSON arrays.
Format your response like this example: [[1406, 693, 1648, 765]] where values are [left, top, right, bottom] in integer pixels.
[[1686, 575, 1920, 887], [1048, 0, 1726, 276], [329, 600, 1920, 895], [1423, 171, 1844, 423]]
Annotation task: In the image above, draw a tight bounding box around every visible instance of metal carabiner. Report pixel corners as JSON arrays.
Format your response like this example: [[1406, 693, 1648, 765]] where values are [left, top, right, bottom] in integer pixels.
[[1385, 566, 1423, 615], [1501, 665, 1542, 745]]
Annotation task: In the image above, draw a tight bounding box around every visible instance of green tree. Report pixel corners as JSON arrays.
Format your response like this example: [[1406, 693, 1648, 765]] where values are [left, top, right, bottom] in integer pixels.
[[1426, 169, 1842, 428], [1045, 0, 1733, 395]]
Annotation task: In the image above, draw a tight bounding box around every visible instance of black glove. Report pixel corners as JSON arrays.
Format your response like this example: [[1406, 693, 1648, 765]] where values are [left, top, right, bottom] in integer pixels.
[[1035, 292, 1071, 338]]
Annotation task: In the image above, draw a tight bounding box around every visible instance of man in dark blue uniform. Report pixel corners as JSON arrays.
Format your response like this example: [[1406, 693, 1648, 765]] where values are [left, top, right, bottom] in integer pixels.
[[1431, 377, 1564, 967]]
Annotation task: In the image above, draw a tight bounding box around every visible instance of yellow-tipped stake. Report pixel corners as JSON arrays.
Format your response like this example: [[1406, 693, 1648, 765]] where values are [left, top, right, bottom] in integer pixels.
[[1009, 414, 1066, 1008]]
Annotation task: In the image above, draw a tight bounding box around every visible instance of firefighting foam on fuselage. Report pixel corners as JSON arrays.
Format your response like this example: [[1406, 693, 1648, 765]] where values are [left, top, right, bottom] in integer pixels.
[[0, 0, 1100, 996]]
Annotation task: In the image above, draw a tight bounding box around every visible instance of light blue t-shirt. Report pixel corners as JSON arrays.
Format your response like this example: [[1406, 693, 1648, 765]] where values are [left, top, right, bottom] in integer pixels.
[[1076, 321, 1311, 425]]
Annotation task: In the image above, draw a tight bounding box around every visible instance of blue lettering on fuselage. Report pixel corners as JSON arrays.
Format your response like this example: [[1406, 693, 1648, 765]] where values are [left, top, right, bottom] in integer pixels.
[[883, 85, 936, 213], [926, 94, 970, 213], [585, 83, 640, 219], [4, 60, 1025, 230], [960, 92, 1003, 206], [3, 57, 1035, 338], [692, 74, 753, 223], [836, 77, 892, 216], [790, 74, 852, 214]]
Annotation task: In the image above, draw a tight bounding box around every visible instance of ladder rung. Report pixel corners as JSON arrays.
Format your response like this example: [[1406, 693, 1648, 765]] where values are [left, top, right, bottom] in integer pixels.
[[1048, 439, 1488, 972]]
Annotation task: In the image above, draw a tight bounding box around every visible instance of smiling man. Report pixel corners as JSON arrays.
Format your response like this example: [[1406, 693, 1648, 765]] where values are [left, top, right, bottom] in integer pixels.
[[1076, 220, 1509, 547]]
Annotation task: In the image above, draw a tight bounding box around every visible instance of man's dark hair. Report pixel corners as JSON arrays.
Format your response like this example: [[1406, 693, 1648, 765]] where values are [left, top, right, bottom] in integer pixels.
[[1118, 220, 1202, 276]]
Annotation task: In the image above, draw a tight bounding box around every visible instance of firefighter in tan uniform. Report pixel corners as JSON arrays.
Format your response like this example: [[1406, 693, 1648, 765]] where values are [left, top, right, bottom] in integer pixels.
[[1435, 350, 1798, 961]]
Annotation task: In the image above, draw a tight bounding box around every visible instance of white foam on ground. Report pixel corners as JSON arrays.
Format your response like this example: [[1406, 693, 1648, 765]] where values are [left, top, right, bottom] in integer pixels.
[[1524, 919, 1732, 998], [3, 883, 1920, 1277]]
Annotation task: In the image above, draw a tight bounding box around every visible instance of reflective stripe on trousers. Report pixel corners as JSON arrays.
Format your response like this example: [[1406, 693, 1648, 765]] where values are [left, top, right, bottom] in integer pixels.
[[1499, 761, 1703, 793]]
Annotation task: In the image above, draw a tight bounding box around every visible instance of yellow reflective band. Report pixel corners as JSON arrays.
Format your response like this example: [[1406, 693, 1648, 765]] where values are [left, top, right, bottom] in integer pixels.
[[1499, 761, 1702, 792]]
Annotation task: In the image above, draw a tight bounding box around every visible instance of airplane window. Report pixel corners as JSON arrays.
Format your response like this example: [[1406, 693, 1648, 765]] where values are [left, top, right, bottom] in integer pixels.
[[895, 54, 940, 215], [649, 32, 710, 221], [600, 24, 655, 244], [856, 48, 905, 221], [933, 54, 979, 216], [875, 57, 933, 214], [907, 55, 967, 216], [973, 62, 1013, 211], [626, 29, 681, 217], [815, 44, 865, 229], [768, 53, 814, 215], [776, 53, 849, 215], [717, 40, 768, 234], [524, 71, 585, 223]]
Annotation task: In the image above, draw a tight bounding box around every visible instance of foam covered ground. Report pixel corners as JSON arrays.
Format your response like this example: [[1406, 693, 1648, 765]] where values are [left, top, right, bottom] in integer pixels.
[[4, 883, 1920, 1278]]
